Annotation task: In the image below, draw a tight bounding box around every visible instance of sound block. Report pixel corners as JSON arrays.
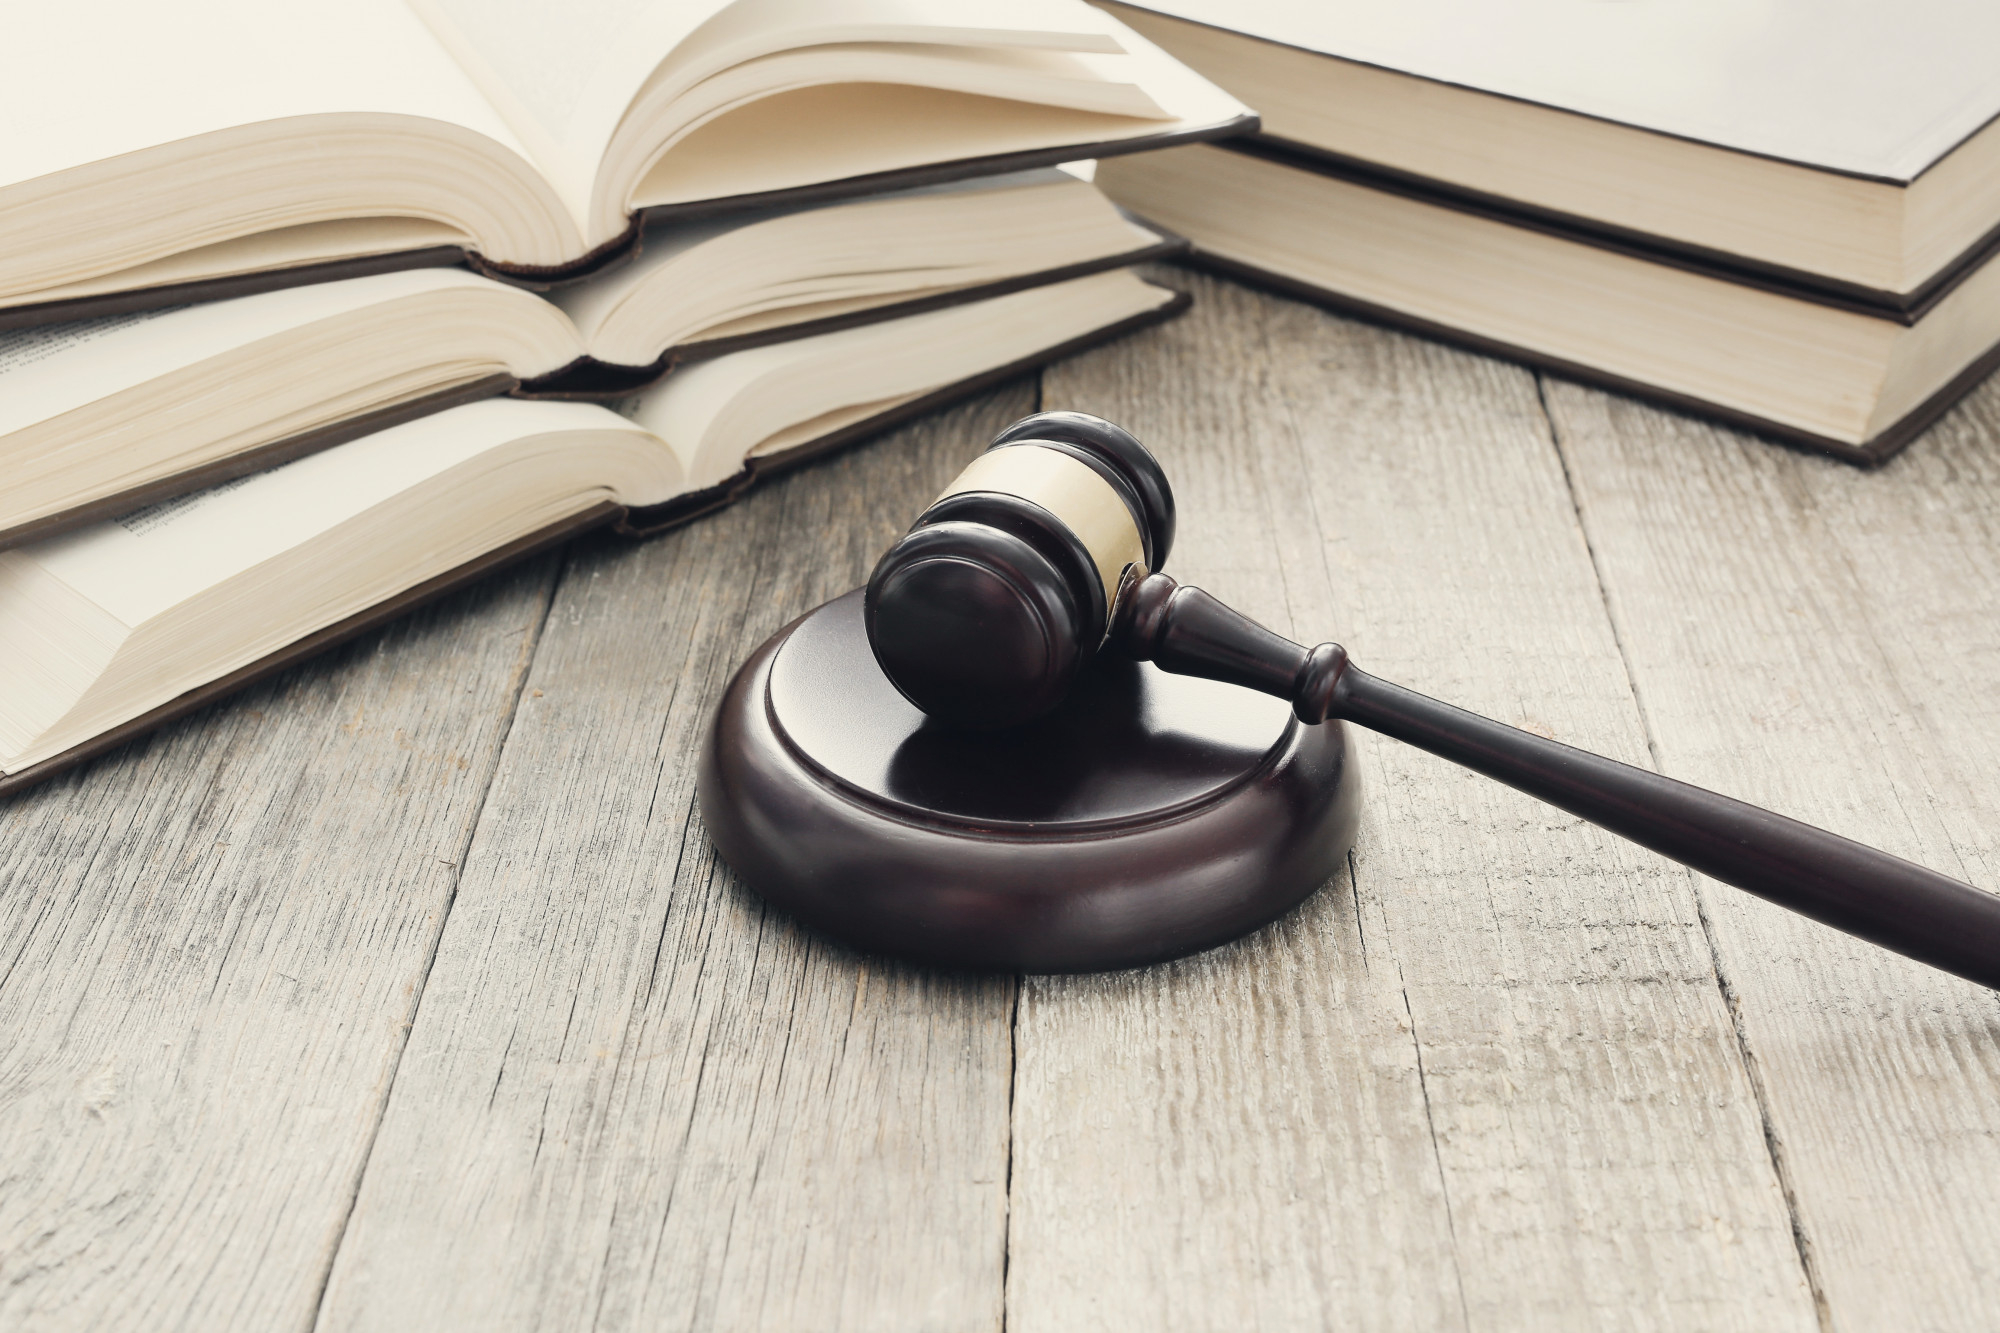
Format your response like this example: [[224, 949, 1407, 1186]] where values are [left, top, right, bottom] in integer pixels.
[[697, 590, 1360, 972]]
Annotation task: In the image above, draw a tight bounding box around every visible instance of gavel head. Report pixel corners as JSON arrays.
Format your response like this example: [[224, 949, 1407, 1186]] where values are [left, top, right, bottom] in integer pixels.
[[864, 411, 1175, 729]]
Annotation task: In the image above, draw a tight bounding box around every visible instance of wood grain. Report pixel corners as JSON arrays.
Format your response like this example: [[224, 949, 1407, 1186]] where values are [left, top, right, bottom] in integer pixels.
[[1012, 273, 1817, 1331], [1545, 376, 2000, 1330], [0, 558, 563, 1332], [12, 268, 2000, 1333], [314, 389, 1033, 1333]]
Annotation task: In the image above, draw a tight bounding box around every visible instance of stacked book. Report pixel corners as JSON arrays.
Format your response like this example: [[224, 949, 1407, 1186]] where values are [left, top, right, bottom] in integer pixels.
[[1093, 0, 2000, 465], [0, 0, 1251, 794]]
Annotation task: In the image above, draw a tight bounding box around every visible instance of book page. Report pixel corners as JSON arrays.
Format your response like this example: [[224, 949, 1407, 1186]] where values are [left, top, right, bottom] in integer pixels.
[[24, 399, 627, 630], [0, 269, 516, 438], [622, 268, 1168, 486], [0, 312, 178, 401], [643, 0, 1130, 113], [409, 0, 1139, 229], [551, 167, 1117, 346], [0, 0, 533, 195], [13, 219, 472, 311], [1122, 0, 2000, 179], [408, 0, 736, 224], [627, 20, 1243, 212]]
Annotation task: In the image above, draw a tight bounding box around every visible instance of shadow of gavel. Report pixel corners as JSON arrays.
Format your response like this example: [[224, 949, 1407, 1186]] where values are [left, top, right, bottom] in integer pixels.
[[863, 410, 2000, 988]]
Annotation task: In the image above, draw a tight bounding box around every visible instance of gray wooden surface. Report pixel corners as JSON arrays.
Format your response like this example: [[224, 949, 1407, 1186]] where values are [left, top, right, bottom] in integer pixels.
[[5, 269, 2000, 1331]]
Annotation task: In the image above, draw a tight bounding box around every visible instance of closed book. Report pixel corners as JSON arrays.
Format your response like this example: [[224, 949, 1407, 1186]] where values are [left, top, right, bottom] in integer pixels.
[[1099, 144, 2000, 462], [1099, 0, 2000, 316]]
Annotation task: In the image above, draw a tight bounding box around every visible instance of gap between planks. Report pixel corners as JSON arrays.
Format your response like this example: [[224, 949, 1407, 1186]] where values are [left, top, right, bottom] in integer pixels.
[[306, 381, 1047, 1333], [312, 385, 1030, 1333], [1530, 371, 1831, 1333], [1011, 272, 1820, 1333], [306, 548, 571, 1330]]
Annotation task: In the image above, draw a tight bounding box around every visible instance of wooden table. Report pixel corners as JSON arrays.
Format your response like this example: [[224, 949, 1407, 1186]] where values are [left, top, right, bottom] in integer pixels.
[[6, 269, 2000, 1332]]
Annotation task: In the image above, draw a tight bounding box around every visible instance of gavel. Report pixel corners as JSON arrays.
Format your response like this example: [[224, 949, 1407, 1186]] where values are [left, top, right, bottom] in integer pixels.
[[863, 410, 2000, 988]]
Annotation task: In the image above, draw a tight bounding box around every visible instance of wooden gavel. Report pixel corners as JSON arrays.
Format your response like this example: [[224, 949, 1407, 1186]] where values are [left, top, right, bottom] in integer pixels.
[[862, 411, 2000, 988]]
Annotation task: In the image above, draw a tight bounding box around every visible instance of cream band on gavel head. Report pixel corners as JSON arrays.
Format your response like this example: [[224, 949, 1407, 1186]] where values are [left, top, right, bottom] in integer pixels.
[[933, 444, 1148, 607], [864, 411, 1175, 730]]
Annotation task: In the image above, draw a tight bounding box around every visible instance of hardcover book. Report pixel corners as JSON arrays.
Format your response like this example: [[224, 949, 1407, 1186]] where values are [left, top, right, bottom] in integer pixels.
[[1099, 0, 2000, 314], [0, 270, 1189, 795], [1100, 144, 2000, 462], [0, 0, 1250, 327], [0, 168, 1177, 548]]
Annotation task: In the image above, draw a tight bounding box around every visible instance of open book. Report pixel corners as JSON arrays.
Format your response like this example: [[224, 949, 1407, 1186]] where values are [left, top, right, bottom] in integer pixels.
[[1, 0, 1249, 325], [0, 268, 1187, 793], [0, 168, 1174, 549]]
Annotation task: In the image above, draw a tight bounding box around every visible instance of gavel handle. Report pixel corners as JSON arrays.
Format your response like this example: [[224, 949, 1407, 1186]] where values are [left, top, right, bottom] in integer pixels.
[[1332, 664, 2000, 987], [1113, 571, 2000, 989]]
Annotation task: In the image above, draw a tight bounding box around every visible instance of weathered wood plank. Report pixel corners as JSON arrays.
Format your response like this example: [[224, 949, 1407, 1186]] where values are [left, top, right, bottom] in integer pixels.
[[29, 276, 1989, 1333], [1545, 377, 2000, 1329], [1013, 273, 1816, 1330], [315, 389, 1032, 1333], [0, 557, 563, 1332]]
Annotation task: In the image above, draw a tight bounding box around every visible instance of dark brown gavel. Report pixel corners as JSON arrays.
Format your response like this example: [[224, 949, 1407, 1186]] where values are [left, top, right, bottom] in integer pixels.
[[863, 411, 2000, 989]]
